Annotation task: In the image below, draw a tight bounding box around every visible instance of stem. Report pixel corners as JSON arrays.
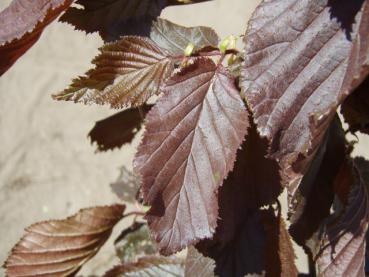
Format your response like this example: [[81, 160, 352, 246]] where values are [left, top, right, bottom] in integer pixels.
[[138, 106, 145, 120], [123, 211, 146, 219]]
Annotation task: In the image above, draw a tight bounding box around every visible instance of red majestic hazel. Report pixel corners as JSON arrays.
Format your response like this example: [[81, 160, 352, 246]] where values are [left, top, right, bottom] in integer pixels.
[[2, 0, 369, 276]]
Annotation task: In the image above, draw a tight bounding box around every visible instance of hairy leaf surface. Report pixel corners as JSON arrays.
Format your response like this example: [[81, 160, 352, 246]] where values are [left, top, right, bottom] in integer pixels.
[[4, 205, 125, 277], [103, 256, 184, 277], [54, 37, 175, 108], [89, 105, 152, 152], [150, 18, 219, 55], [134, 58, 248, 255], [310, 158, 369, 277], [185, 246, 215, 277], [60, 0, 211, 41], [0, 0, 72, 75], [241, 0, 369, 197]]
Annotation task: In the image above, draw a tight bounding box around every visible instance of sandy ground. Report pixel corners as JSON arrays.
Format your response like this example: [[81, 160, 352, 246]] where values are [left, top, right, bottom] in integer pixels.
[[0, 0, 368, 276]]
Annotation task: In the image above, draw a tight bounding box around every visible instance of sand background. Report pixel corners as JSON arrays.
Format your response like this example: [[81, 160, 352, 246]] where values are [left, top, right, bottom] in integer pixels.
[[0, 0, 368, 275]]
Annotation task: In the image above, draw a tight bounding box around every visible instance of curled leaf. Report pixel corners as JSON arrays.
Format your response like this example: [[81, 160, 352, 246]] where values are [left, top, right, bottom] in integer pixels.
[[54, 37, 175, 108], [134, 58, 248, 255], [0, 0, 72, 75], [4, 204, 125, 277]]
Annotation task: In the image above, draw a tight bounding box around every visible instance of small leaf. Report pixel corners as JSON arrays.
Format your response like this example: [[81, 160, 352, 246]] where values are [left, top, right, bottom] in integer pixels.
[[134, 58, 248, 255], [4, 204, 125, 277], [185, 246, 216, 277], [103, 256, 184, 277], [0, 0, 72, 75], [150, 18, 219, 55], [88, 105, 152, 152], [59, 0, 212, 42], [54, 37, 175, 108]]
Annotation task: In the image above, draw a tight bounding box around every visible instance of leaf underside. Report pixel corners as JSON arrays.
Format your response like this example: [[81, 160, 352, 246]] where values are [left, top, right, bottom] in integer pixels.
[[53, 36, 174, 108], [0, 0, 72, 75], [134, 58, 248, 255], [4, 205, 125, 277], [184, 246, 216, 277]]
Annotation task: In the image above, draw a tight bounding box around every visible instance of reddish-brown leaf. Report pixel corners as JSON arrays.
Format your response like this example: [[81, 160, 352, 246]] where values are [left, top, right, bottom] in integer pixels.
[[150, 18, 219, 55], [59, 0, 212, 41], [241, 0, 369, 198], [134, 58, 248, 255], [4, 204, 125, 277], [53, 37, 175, 108], [0, 0, 72, 76], [88, 105, 152, 152], [310, 158, 369, 277], [103, 255, 184, 277]]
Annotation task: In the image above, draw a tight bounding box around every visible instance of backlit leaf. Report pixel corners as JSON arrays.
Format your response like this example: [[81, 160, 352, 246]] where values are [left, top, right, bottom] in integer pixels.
[[310, 158, 369, 277], [4, 204, 125, 277], [185, 246, 215, 277], [54, 37, 175, 108], [150, 18, 219, 55], [103, 256, 184, 277], [241, 0, 369, 197], [0, 0, 72, 75], [59, 0, 212, 41], [134, 58, 248, 255], [88, 105, 152, 152]]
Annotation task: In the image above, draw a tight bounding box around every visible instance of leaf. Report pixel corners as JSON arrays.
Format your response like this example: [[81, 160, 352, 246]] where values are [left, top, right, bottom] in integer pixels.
[[240, 0, 369, 196], [0, 0, 72, 75], [150, 18, 219, 55], [59, 0, 212, 42], [53, 37, 175, 108], [88, 105, 152, 152], [4, 204, 125, 277], [185, 246, 216, 277], [309, 158, 369, 277], [341, 76, 369, 135], [289, 116, 347, 248], [133, 58, 248, 255], [103, 256, 184, 277], [111, 166, 141, 204]]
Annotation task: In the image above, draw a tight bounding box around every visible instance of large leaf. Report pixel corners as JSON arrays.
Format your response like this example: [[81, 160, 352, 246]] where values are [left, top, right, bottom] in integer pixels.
[[150, 18, 219, 55], [4, 204, 125, 277], [0, 0, 72, 75], [240, 0, 369, 197], [309, 158, 369, 276], [88, 105, 152, 152], [103, 256, 184, 277], [59, 0, 212, 41], [134, 58, 248, 255], [54, 37, 175, 108], [185, 246, 215, 277]]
